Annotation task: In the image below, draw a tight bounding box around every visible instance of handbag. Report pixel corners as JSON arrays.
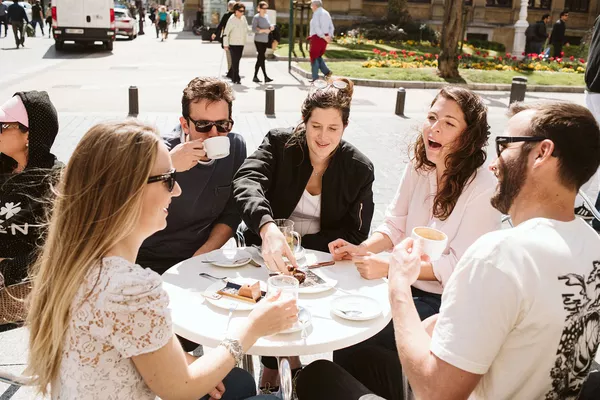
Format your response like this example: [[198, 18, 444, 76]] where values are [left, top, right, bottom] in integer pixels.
[[0, 279, 31, 326]]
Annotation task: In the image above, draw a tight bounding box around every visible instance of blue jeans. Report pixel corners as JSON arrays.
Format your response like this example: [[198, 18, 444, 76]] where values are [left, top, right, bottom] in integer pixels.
[[199, 367, 278, 400], [31, 19, 44, 35], [311, 57, 330, 80]]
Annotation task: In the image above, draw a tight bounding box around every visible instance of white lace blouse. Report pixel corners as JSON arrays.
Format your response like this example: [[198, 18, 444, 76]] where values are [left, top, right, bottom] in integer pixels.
[[52, 256, 172, 399]]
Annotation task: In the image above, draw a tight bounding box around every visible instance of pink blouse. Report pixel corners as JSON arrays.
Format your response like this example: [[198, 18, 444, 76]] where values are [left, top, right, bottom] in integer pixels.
[[375, 162, 502, 294]]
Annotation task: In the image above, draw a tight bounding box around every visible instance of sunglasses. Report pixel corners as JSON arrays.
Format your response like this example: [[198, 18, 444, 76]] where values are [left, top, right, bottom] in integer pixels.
[[0, 123, 26, 134], [188, 117, 234, 133], [236, 8, 245, 12], [147, 168, 177, 192], [495, 136, 547, 157], [313, 78, 348, 90]]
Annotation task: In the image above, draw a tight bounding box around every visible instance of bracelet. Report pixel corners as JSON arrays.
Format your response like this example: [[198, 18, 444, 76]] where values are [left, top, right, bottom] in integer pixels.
[[219, 338, 244, 366]]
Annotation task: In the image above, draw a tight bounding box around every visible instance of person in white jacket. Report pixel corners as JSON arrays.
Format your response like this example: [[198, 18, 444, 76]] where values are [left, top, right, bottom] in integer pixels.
[[223, 2, 248, 84]]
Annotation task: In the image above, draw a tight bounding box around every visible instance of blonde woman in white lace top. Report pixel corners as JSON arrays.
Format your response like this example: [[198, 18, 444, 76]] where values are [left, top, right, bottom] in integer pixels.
[[25, 120, 296, 399]]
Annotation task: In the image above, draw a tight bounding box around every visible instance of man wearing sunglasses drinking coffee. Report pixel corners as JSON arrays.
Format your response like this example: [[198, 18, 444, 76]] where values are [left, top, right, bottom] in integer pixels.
[[137, 78, 247, 311]]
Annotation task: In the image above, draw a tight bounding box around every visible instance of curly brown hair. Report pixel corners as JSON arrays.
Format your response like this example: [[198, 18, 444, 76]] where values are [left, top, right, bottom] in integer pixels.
[[412, 86, 490, 220]]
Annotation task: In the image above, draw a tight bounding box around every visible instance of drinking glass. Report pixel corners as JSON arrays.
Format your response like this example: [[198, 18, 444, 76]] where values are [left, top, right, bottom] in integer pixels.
[[273, 219, 301, 252], [267, 275, 299, 301]]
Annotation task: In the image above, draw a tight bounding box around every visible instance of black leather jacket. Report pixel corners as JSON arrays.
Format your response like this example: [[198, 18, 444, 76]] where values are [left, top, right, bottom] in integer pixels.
[[233, 128, 375, 252]]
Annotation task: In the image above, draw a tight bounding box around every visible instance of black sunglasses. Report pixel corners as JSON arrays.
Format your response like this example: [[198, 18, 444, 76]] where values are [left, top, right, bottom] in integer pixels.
[[495, 136, 548, 157], [188, 117, 233, 133], [236, 8, 245, 12], [147, 168, 177, 192], [0, 122, 27, 134]]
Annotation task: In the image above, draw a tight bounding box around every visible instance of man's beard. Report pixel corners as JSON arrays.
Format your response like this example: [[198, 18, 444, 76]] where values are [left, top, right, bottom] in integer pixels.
[[490, 150, 529, 215]]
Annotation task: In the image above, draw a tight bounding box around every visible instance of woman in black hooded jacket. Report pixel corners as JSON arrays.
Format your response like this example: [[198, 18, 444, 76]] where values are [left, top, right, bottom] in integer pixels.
[[0, 91, 61, 291]]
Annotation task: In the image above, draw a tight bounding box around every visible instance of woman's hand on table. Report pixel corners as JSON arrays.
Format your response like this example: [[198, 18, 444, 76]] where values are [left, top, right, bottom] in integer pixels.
[[247, 291, 298, 337], [353, 251, 390, 280], [328, 239, 366, 261], [259, 222, 298, 273]]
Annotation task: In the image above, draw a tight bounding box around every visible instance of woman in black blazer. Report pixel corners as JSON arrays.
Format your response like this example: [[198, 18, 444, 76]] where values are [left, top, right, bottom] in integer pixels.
[[233, 77, 375, 390]]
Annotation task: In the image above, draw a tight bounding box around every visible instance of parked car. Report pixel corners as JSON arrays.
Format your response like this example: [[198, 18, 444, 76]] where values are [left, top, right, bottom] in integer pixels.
[[3, 1, 33, 22], [52, 0, 116, 51], [114, 8, 137, 40]]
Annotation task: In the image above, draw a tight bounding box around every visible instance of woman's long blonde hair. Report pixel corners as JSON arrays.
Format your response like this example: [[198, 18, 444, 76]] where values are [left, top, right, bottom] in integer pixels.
[[25, 120, 160, 395]]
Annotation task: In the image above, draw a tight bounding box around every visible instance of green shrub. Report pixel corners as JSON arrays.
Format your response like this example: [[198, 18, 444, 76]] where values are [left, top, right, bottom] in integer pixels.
[[562, 44, 590, 60], [337, 21, 439, 44], [467, 39, 506, 52]]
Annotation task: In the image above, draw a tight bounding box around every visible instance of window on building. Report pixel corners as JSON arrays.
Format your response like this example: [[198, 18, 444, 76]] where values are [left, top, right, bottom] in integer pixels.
[[528, 0, 551, 9], [486, 0, 512, 7], [564, 0, 589, 12]]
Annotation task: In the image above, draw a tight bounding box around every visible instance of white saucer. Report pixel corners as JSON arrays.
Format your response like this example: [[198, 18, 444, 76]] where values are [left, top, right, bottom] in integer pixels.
[[203, 249, 253, 268], [331, 295, 382, 321], [203, 278, 267, 311]]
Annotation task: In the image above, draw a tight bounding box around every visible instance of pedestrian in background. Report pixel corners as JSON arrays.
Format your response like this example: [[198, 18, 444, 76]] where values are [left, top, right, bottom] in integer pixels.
[[308, 0, 334, 82], [45, 2, 53, 38], [252, 1, 274, 83], [7, 0, 28, 49], [550, 11, 569, 57], [31, 0, 44, 37], [223, 2, 248, 85], [529, 14, 550, 55], [157, 5, 168, 41], [0, 0, 8, 38], [582, 14, 600, 227], [213, 0, 236, 79]]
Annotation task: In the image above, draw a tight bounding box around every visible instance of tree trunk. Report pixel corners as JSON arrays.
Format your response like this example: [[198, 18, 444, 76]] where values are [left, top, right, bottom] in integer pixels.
[[388, 0, 409, 24], [438, 0, 463, 79]]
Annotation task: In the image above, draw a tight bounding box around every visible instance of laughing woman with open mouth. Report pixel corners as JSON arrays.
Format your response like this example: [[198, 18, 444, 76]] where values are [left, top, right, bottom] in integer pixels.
[[326, 86, 502, 400]]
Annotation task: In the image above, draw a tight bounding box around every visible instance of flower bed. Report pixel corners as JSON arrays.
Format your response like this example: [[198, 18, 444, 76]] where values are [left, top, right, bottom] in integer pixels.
[[363, 49, 586, 74]]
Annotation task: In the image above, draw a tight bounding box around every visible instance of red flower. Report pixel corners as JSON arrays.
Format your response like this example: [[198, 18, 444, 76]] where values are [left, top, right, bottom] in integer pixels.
[[373, 48, 380, 54], [506, 53, 511, 58], [458, 55, 462, 60], [393, 54, 398, 59], [403, 54, 407, 58], [512, 56, 517, 61], [476, 51, 481, 55], [484, 52, 489, 58], [499, 56, 503, 61], [381, 52, 388, 57], [408, 51, 416, 57], [579, 58, 586, 63], [569, 55, 575, 61], [549, 57, 555, 61], [560, 51, 565, 56], [522, 52, 526, 56], [435, 54, 439, 59], [556, 57, 562, 63]]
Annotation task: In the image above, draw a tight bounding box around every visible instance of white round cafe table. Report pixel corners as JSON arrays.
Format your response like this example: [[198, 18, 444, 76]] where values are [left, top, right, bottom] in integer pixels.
[[161, 249, 392, 357]]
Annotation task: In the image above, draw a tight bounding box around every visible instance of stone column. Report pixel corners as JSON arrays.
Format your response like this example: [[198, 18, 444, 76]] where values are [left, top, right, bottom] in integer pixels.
[[183, 0, 201, 31], [512, 0, 529, 58]]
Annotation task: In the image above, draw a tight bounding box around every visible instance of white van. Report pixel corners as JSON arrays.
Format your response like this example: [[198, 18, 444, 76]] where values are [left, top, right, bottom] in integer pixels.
[[51, 0, 116, 51]]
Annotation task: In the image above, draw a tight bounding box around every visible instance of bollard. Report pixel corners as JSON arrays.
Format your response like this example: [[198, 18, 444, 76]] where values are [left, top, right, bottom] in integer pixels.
[[395, 87, 406, 117], [265, 85, 275, 116], [128, 86, 139, 117], [509, 76, 527, 106]]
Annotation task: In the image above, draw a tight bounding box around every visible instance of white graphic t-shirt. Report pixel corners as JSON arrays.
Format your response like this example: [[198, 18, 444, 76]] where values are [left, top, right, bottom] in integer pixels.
[[431, 217, 600, 400]]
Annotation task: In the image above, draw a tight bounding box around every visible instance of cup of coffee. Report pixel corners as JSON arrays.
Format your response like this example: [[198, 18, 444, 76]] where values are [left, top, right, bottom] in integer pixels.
[[274, 219, 302, 253], [411, 226, 448, 261], [203, 136, 230, 160]]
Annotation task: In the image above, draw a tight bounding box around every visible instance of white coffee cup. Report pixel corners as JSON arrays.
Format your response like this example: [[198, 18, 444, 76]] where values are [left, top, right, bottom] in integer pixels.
[[411, 226, 448, 261], [203, 136, 230, 160]]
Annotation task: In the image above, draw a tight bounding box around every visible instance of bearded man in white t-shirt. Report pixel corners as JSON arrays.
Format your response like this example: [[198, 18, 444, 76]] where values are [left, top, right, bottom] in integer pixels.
[[383, 101, 600, 400], [295, 101, 600, 400]]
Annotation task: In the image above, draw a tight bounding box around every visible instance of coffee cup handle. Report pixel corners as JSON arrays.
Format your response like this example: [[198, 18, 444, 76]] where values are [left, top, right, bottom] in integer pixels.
[[292, 231, 302, 253]]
